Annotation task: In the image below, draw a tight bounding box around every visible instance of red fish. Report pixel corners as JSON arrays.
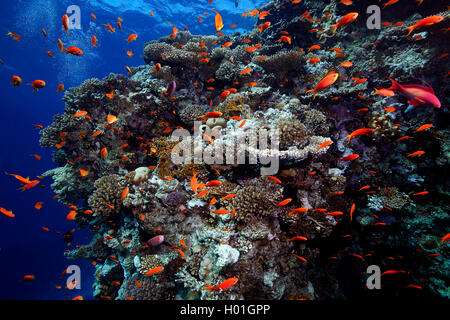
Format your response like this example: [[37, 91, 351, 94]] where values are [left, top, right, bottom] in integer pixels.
[[212, 10, 224, 31], [307, 71, 339, 99], [387, 78, 441, 108], [404, 15, 444, 36], [144, 266, 164, 276], [330, 12, 358, 32], [346, 128, 374, 144], [203, 277, 238, 295], [65, 46, 83, 56], [62, 14, 69, 35], [317, 140, 333, 151], [338, 154, 359, 161], [29, 80, 46, 92]]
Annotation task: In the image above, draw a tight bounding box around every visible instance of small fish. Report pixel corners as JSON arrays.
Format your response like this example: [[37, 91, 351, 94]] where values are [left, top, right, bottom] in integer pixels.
[[412, 191, 429, 196], [62, 14, 69, 35], [288, 208, 308, 217], [126, 34, 138, 43], [144, 266, 164, 276], [307, 71, 339, 99], [407, 150, 425, 157], [274, 198, 292, 207], [338, 154, 359, 161], [29, 80, 46, 92], [0, 207, 15, 218], [291, 254, 307, 262], [330, 12, 358, 32], [372, 88, 394, 96], [34, 202, 44, 210], [79, 169, 89, 177], [212, 10, 224, 31], [346, 128, 374, 144], [91, 36, 98, 47], [317, 140, 333, 151], [404, 15, 444, 36], [222, 194, 236, 200], [7, 31, 20, 42], [202, 277, 238, 295], [415, 124, 433, 132], [65, 46, 83, 56], [11, 76, 22, 87], [290, 236, 307, 241]]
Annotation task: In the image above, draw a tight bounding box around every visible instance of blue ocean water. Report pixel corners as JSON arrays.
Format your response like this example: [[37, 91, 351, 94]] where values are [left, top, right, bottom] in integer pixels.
[[0, 0, 265, 299]]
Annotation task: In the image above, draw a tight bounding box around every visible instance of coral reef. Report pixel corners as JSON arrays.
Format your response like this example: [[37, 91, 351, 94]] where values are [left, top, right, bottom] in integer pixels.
[[39, 0, 450, 301]]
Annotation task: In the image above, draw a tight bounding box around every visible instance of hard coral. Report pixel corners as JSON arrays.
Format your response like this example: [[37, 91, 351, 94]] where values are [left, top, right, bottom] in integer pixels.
[[88, 174, 126, 217]]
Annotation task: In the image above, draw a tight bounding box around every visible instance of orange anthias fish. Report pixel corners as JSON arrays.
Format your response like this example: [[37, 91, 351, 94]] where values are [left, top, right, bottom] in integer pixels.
[[415, 124, 433, 132], [307, 71, 339, 99], [274, 198, 292, 207], [65, 46, 83, 56], [144, 266, 164, 276], [404, 15, 444, 36], [100, 147, 108, 159], [350, 203, 355, 222], [259, 21, 271, 33], [382, 0, 399, 9], [29, 80, 46, 92], [57, 39, 65, 53], [62, 14, 70, 35], [11, 76, 22, 87], [203, 277, 238, 296], [338, 154, 360, 161], [199, 111, 223, 119], [57, 84, 64, 92], [277, 36, 291, 44], [407, 150, 425, 157], [240, 68, 252, 76], [212, 10, 224, 32], [127, 34, 138, 43], [7, 31, 21, 42], [288, 208, 308, 217], [346, 128, 374, 144], [0, 207, 15, 218], [19, 180, 40, 191], [372, 88, 395, 96], [330, 12, 358, 32], [103, 23, 116, 33], [73, 111, 88, 118], [107, 115, 118, 124], [317, 140, 333, 151], [91, 36, 98, 47]]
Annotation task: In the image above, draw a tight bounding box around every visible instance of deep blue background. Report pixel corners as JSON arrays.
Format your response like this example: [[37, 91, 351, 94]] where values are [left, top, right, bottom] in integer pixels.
[[0, 0, 263, 299]]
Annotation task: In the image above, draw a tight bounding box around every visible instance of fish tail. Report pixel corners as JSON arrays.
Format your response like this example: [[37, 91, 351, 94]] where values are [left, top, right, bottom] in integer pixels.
[[201, 284, 214, 296], [386, 77, 400, 91], [330, 24, 338, 32], [404, 26, 414, 36]]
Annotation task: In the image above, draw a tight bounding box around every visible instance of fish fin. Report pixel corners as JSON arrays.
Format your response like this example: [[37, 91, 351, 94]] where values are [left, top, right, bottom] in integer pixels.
[[405, 105, 415, 113], [386, 77, 401, 91], [408, 99, 421, 107], [415, 78, 435, 92], [404, 26, 414, 36]]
